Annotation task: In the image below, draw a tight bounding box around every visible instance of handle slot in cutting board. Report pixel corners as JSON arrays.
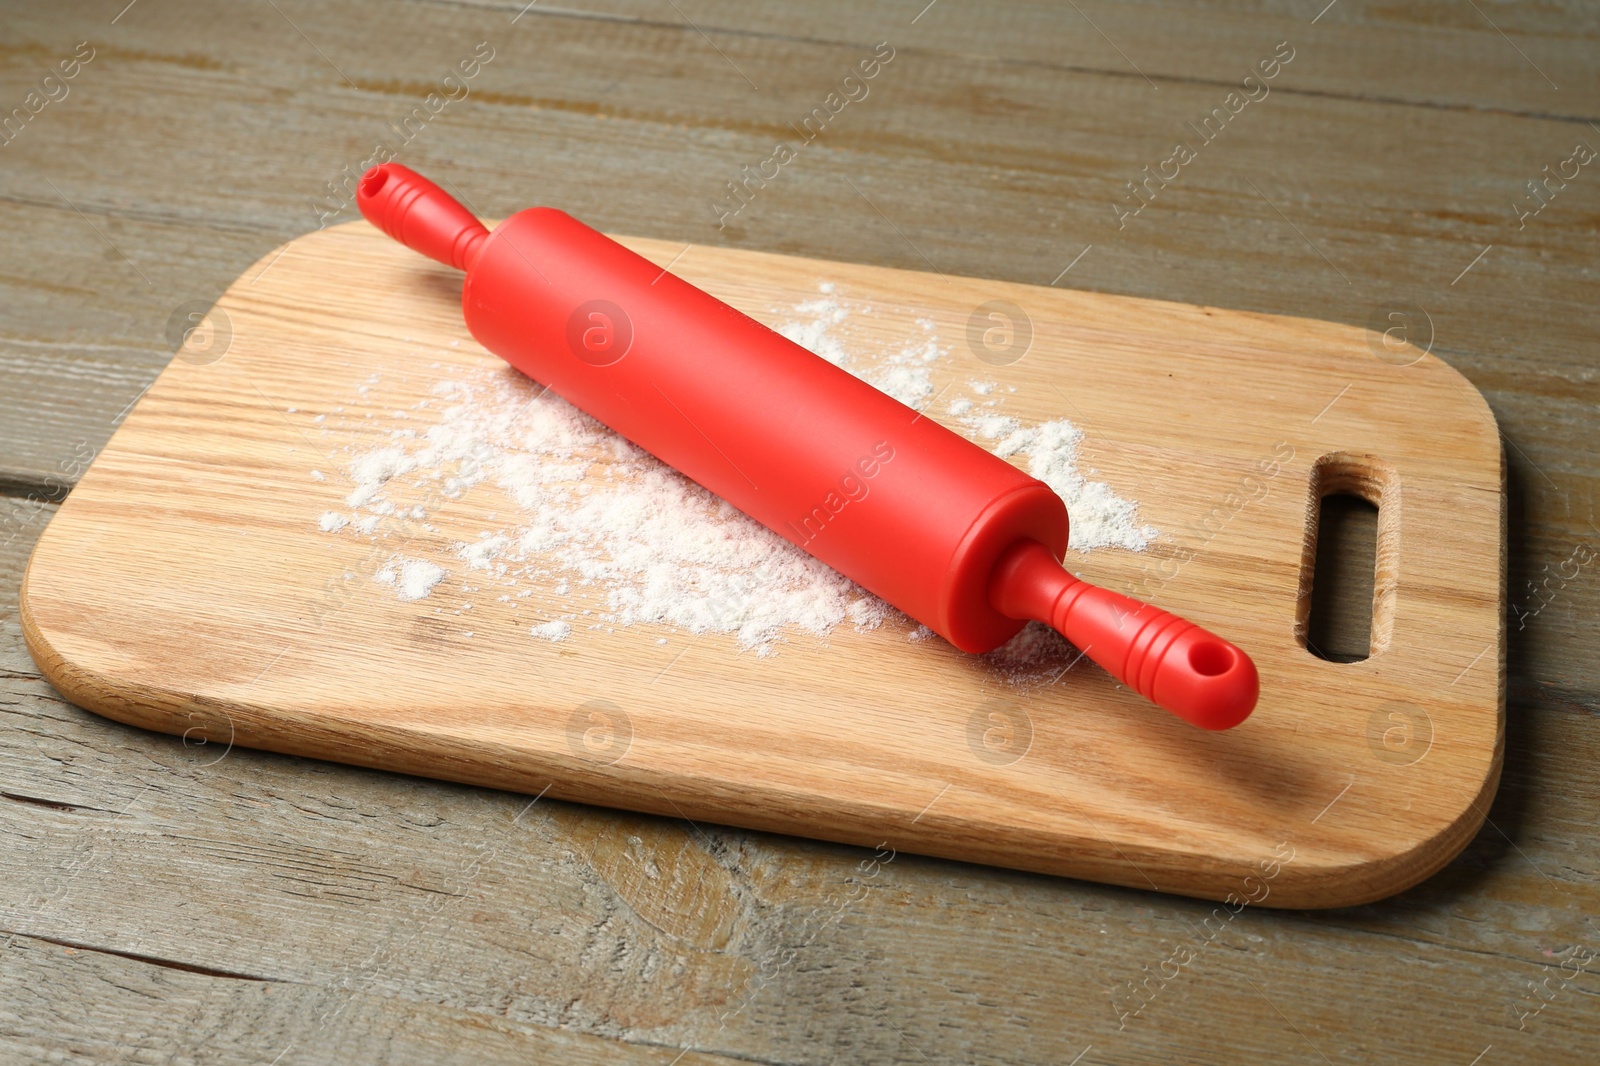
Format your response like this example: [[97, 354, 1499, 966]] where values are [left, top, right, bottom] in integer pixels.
[[1298, 452, 1401, 663], [20, 223, 1505, 908]]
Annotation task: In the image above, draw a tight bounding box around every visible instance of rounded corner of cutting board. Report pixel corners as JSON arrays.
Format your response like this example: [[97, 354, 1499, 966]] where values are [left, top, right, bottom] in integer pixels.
[[20, 545, 84, 704], [18, 520, 180, 739], [1285, 767, 1501, 909], [1421, 352, 1504, 458]]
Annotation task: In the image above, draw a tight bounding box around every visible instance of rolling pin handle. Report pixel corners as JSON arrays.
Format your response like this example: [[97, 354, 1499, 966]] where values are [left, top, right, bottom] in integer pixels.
[[989, 540, 1259, 730], [356, 163, 488, 272]]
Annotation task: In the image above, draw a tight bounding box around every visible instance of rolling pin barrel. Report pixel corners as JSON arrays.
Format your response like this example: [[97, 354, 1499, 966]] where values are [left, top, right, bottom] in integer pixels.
[[357, 163, 1259, 730]]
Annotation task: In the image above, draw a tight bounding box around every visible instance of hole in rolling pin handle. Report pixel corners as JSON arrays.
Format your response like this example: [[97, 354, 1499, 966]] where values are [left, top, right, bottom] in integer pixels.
[[1296, 452, 1400, 663], [361, 167, 389, 196], [1187, 640, 1235, 677]]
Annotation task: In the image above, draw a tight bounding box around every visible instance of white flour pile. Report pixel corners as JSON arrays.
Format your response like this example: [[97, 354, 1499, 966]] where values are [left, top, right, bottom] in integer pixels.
[[376, 557, 446, 601], [311, 287, 1154, 661]]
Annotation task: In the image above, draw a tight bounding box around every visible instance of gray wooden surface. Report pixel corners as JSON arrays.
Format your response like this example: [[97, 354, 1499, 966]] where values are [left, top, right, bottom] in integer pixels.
[[2, 1, 1596, 1063]]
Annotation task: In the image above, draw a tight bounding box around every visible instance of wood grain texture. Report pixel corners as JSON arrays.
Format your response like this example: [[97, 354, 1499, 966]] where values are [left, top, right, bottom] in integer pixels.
[[20, 219, 1504, 909], [0, 933, 745, 1066], [1, 0, 1596, 1063]]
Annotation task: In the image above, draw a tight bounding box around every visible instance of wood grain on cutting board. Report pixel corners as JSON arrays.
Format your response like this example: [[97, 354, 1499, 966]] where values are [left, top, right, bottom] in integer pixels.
[[19, 221, 1504, 909]]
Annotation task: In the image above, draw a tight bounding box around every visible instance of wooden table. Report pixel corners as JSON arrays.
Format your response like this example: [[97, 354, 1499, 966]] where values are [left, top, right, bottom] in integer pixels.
[[2, 2, 1594, 1062]]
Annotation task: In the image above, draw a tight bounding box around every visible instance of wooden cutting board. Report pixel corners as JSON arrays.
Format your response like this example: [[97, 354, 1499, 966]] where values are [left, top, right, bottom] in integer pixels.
[[20, 221, 1504, 909]]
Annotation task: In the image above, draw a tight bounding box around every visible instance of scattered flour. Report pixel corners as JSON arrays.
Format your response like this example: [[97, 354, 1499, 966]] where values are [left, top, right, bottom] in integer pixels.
[[530, 620, 573, 642], [376, 557, 446, 601], [960, 416, 1154, 552], [311, 286, 1155, 664], [773, 298, 943, 408]]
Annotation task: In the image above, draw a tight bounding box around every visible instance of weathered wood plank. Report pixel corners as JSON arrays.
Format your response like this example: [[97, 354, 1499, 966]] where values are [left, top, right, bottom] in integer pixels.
[[482, 0, 1600, 117], [0, 932, 746, 1066]]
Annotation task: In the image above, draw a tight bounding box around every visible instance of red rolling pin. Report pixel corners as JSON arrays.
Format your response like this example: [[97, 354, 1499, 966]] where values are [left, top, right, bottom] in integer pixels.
[[356, 164, 1259, 730]]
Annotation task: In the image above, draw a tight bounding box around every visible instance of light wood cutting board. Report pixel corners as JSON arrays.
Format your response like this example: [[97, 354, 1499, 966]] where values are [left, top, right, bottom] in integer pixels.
[[21, 221, 1504, 908]]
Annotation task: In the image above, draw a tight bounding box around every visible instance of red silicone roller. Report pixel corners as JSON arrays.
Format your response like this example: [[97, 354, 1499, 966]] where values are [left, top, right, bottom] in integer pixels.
[[357, 164, 1259, 730]]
